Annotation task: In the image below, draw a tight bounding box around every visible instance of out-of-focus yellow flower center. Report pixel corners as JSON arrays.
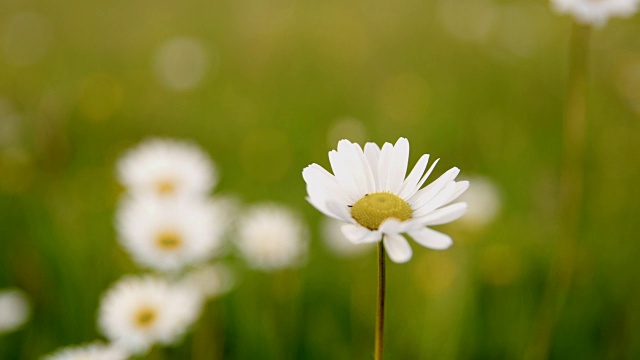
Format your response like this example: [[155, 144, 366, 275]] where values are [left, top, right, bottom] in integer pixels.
[[350, 192, 412, 230], [156, 179, 176, 195], [156, 231, 182, 250], [133, 307, 157, 328]]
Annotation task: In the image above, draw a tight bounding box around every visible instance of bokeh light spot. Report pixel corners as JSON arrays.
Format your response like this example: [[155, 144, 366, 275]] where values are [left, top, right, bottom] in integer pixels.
[[326, 117, 367, 148], [0, 98, 22, 148], [458, 176, 502, 229], [436, 0, 497, 43], [153, 36, 214, 91]]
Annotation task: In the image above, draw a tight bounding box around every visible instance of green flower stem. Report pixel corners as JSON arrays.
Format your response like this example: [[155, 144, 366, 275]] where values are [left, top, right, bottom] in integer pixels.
[[561, 23, 590, 236], [528, 22, 591, 359], [192, 305, 222, 360], [375, 240, 386, 360]]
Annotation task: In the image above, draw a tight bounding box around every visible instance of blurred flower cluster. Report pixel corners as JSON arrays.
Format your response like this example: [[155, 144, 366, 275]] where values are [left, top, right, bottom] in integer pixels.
[[42, 138, 311, 358]]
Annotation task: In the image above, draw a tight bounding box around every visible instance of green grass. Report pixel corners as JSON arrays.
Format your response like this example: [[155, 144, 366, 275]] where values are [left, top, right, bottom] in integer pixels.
[[1, 0, 640, 358]]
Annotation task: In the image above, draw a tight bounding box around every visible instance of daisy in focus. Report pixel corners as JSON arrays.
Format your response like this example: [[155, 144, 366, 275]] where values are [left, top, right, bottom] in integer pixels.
[[551, 0, 640, 27], [117, 138, 217, 199], [235, 203, 308, 271], [0, 288, 30, 334], [302, 138, 468, 263], [42, 342, 128, 360], [116, 196, 229, 272], [98, 276, 202, 355]]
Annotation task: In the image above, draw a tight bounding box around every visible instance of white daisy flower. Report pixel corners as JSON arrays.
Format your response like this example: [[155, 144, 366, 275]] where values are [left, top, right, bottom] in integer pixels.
[[42, 342, 128, 360], [180, 263, 235, 300], [551, 0, 640, 27], [117, 138, 217, 199], [235, 203, 308, 271], [302, 138, 468, 263], [116, 196, 230, 272], [0, 288, 30, 334], [322, 217, 374, 258], [98, 276, 202, 355]]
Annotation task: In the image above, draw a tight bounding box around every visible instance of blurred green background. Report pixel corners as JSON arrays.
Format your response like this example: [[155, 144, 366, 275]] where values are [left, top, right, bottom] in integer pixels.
[[1, 0, 640, 358]]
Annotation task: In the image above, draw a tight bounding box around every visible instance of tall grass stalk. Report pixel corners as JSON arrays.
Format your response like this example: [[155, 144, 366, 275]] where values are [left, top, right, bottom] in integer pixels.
[[527, 22, 591, 359], [192, 305, 223, 360]]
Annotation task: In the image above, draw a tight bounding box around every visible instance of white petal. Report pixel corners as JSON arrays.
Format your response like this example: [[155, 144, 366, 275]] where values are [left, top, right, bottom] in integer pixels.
[[383, 234, 412, 263], [378, 218, 403, 234], [413, 181, 458, 217], [326, 201, 354, 222], [396, 218, 428, 232], [306, 197, 339, 219], [352, 142, 376, 194], [337, 140, 370, 197], [444, 181, 469, 205], [329, 148, 360, 202], [408, 227, 453, 250], [410, 158, 440, 199], [341, 224, 370, 243], [303, 164, 351, 215], [398, 154, 430, 200], [413, 202, 467, 226], [377, 142, 394, 191], [387, 138, 410, 194], [341, 224, 383, 244], [364, 142, 381, 189], [359, 230, 384, 243], [409, 167, 459, 208]]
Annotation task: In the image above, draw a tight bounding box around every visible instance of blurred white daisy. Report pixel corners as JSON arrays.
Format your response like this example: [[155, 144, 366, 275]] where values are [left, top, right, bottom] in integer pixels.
[[457, 176, 501, 228], [98, 276, 202, 355], [322, 217, 374, 258], [0, 288, 30, 334], [42, 342, 128, 360], [117, 138, 217, 199], [181, 263, 235, 300], [116, 196, 230, 272], [551, 0, 640, 27], [302, 138, 468, 263], [235, 203, 308, 271]]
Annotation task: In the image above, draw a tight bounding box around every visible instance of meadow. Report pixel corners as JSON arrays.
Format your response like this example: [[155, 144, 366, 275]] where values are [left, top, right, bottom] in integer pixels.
[[1, 0, 640, 358]]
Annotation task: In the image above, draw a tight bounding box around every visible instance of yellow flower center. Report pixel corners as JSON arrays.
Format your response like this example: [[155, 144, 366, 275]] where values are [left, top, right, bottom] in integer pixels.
[[133, 307, 158, 328], [156, 231, 182, 250], [156, 179, 176, 195], [350, 192, 413, 230]]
